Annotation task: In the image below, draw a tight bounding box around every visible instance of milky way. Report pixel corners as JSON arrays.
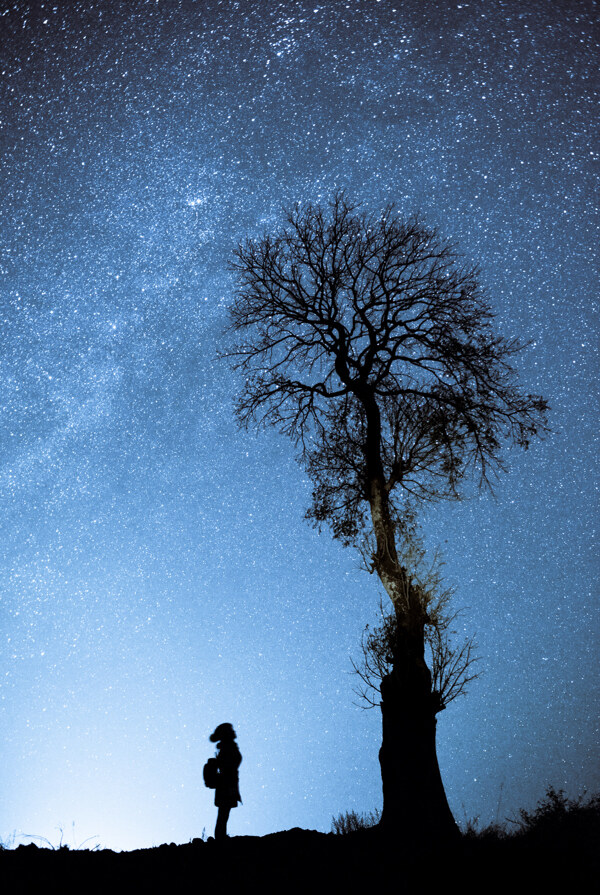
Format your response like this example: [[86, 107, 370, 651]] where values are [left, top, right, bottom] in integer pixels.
[[1, 0, 598, 850]]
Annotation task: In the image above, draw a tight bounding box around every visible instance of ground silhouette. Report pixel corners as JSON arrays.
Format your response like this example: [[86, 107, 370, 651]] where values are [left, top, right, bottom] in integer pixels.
[[3, 794, 598, 895]]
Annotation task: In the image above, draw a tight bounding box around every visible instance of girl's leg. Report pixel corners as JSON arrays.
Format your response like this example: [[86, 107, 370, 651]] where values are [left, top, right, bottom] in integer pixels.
[[215, 806, 231, 840]]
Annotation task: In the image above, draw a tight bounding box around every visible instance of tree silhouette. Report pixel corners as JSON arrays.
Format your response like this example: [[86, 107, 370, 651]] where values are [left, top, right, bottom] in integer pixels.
[[223, 193, 548, 842]]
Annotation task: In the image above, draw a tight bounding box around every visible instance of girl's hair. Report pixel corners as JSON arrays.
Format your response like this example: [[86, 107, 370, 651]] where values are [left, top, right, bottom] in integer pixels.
[[209, 722, 236, 742]]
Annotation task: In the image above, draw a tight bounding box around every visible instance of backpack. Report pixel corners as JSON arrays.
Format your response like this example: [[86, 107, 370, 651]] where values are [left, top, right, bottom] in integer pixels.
[[203, 757, 219, 789]]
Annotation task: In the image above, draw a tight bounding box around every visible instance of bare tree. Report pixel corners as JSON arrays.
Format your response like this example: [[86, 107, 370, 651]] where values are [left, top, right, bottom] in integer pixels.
[[223, 193, 547, 842]]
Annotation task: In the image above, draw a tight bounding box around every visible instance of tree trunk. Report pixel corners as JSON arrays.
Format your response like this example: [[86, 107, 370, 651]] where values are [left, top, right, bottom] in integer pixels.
[[378, 652, 459, 845], [362, 407, 459, 844]]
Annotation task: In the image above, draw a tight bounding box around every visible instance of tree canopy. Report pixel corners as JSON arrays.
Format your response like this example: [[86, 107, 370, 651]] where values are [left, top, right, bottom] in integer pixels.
[[225, 193, 548, 555]]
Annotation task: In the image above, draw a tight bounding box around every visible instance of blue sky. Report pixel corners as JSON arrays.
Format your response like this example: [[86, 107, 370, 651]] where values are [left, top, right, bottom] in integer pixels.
[[1, 0, 598, 850]]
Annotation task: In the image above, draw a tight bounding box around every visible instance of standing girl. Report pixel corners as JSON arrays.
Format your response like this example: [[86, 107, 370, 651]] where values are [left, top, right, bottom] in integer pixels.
[[209, 723, 242, 840]]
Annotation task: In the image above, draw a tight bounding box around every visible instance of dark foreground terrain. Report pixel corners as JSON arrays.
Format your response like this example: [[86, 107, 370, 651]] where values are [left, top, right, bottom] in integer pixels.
[[2, 821, 597, 894]]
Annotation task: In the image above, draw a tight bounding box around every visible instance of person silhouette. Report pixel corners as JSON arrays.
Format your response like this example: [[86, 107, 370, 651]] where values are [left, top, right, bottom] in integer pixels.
[[209, 722, 242, 840]]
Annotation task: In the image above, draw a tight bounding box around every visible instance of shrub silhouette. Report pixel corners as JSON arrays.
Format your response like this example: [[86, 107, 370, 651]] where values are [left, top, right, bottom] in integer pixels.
[[463, 786, 599, 847], [511, 786, 600, 847], [331, 808, 382, 835]]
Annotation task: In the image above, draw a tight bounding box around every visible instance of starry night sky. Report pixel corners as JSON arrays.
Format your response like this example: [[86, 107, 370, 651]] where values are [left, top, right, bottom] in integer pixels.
[[1, 0, 598, 851]]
